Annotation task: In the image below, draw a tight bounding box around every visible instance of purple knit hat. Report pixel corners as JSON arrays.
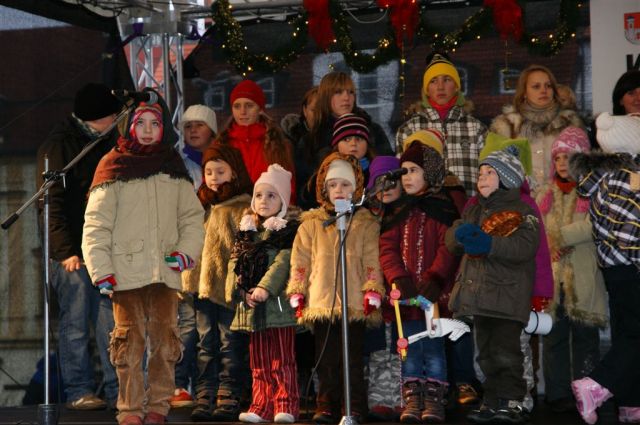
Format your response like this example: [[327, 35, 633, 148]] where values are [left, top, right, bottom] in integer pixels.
[[367, 156, 400, 190]]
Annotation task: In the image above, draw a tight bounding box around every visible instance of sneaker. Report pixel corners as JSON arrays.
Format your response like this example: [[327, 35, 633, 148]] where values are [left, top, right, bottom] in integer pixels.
[[119, 415, 144, 425], [494, 399, 528, 424], [65, 393, 107, 410], [313, 410, 336, 424], [467, 403, 496, 424], [619, 407, 640, 423], [239, 412, 269, 423], [274, 412, 296, 423], [143, 411, 165, 425], [571, 377, 613, 425], [458, 383, 480, 405], [170, 387, 194, 408]]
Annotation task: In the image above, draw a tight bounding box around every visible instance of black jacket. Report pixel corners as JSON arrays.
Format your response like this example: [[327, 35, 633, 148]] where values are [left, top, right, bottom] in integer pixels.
[[36, 117, 118, 261]]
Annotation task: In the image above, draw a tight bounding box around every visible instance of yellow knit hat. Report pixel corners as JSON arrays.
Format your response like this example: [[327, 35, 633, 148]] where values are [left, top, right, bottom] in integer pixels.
[[401, 129, 445, 156], [422, 54, 461, 99]]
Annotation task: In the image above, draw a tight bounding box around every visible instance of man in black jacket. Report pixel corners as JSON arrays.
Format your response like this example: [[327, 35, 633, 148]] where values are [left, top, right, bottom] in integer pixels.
[[36, 83, 122, 410]]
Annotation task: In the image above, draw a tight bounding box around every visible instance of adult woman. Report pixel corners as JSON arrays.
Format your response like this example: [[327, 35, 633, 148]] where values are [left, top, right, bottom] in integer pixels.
[[490, 64, 583, 191], [296, 72, 392, 208], [395, 53, 487, 197], [612, 69, 640, 115]]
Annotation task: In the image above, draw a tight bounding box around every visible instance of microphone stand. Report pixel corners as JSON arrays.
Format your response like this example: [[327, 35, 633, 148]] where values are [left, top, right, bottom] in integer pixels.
[[322, 176, 396, 425], [1, 102, 135, 425]]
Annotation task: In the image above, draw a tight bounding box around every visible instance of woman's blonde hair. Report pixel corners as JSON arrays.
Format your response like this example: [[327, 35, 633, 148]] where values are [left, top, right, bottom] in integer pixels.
[[512, 64, 560, 111]]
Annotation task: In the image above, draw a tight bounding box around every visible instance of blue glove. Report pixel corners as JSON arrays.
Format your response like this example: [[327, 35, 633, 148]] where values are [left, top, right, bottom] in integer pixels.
[[462, 228, 492, 255], [455, 223, 482, 244]]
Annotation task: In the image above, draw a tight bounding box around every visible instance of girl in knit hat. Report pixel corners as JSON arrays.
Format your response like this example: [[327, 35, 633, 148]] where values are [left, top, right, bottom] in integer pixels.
[[446, 146, 540, 425], [226, 164, 300, 424], [183, 144, 253, 422], [82, 94, 205, 425], [534, 127, 607, 414], [215, 79, 295, 200], [287, 152, 385, 423], [395, 53, 487, 198], [379, 140, 460, 424], [180, 104, 218, 189]]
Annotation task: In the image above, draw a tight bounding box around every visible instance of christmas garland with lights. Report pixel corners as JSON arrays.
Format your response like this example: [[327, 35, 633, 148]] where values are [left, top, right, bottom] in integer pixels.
[[211, 0, 583, 75]]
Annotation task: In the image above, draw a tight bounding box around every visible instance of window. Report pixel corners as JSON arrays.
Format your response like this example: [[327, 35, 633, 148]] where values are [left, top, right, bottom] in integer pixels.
[[355, 73, 379, 107], [204, 85, 225, 111], [257, 77, 275, 108], [457, 66, 468, 96], [499, 68, 520, 94]]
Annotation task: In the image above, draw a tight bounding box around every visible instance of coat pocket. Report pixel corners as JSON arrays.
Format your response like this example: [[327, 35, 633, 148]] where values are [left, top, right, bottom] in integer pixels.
[[109, 327, 129, 367], [112, 239, 145, 278], [477, 279, 517, 316]]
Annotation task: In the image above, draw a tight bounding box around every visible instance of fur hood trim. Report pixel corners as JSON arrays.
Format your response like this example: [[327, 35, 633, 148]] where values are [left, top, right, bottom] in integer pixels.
[[300, 206, 377, 225], [569, 151, 636, 181], [491, 104, 582, 140]]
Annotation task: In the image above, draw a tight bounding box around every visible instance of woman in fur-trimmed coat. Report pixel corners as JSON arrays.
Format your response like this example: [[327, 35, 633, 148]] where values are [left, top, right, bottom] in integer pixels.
[[490, 64, 583, 193], [286, 152, 385, 421], [535, 127, 607, 411]]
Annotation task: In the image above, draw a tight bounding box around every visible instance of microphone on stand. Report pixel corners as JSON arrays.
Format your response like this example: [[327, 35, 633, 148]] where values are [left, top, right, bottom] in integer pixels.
[[381, 167, 408, 181], [111, 89, 159, 105]]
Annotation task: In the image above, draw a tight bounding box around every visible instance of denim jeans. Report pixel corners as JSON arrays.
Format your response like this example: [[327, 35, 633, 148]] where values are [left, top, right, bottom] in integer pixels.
[[175, 293, 198, 391], [194, 299, 249, 400], [51, 261, 117, 403], [392, 319, 447, 381]]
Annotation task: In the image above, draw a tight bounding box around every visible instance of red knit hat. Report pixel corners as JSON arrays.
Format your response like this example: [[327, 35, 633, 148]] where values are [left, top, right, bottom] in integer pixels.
[[230, 80, 266, 110]]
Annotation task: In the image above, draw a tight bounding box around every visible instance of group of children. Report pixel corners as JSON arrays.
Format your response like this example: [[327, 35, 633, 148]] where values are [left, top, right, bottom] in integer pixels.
[[78, 77, 622, 425]]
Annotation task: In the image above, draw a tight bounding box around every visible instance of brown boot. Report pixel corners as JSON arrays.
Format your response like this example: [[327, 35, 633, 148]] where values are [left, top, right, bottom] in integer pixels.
[[421, 380, 447, 423], [400, 380, 423, 424]]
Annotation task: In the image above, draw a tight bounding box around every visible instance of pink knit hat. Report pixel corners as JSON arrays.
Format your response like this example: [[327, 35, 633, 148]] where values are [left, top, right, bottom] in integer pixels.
[[550, 127, 590, 176], [251, 164, 292, 218]]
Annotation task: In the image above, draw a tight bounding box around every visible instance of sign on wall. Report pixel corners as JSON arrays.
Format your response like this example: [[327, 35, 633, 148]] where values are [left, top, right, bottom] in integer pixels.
[[591, 0, 640, 115]]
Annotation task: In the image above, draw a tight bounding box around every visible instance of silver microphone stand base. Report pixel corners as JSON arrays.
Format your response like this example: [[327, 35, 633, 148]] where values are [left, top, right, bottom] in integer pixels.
[[38, 403, 58, 425], [339, 415, 359, 425]]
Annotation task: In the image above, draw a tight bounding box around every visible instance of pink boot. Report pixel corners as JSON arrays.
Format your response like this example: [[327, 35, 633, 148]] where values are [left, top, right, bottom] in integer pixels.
[[619, 407, 640, 423], [571, 377, 613, 425]]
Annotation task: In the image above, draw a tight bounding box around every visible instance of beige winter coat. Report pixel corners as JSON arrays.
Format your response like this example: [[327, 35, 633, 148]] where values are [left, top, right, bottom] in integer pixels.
[[490, 104, 583, 192], [536, 183, 608, 327], [286, 207, 385, 326], [82, 174, 205, 291], [182, 194, 251, 307]]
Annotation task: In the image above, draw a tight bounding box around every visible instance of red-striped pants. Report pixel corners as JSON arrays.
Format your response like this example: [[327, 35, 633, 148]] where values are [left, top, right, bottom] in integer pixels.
[[248, 326, 299, 420]]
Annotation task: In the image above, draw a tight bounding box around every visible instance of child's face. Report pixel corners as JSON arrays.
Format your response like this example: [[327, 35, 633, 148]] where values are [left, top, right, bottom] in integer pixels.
[[401, 161, 427, 195], [336, 136, 368, 159], [134, 111, 162, 145], [477, 165, 500, 197], [427, 74, 458, 106], [204, 160, 233, 192], [184, 121, 215, 151], [253, 183, 282, 219], [232, 98, 260, 126], [326, 178, 355, 204], [554, 152, 571, 180], [376, 180, 402, 204]]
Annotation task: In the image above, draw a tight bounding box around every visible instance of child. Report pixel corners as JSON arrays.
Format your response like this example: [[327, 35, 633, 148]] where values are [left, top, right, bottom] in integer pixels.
[[82, 99, 205, 425], [183, 144, 254, 422], [535, 126, 607, 413], [446, 146, 540, 425], [379, 137, 460, 424], [570, 112, 640, 424], [172, 103, 218, 409], [332, 113, 376, 183], [216, 79, 295, 197], [287, 152, 385, 423], [365, 156, 404, 422], [226, 164, 300, 424]]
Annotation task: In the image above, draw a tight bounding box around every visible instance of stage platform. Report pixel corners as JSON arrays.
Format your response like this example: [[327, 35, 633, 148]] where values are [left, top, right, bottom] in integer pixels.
[[0, 402, 616, 425]]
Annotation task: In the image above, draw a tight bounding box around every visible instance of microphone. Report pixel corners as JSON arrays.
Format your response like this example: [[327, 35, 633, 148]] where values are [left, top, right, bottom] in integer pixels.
[[111, 89, 159, 105], [381, 167, 408, 181]]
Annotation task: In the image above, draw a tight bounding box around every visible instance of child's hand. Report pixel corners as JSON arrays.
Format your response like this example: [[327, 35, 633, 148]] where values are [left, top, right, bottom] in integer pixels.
[[243, 290, 258, 308], [363, 291, 382, 316], [460, 227, 492, 256], [454, 223, 482, 244], [96, 274, 117, 295], [251, 287, 270, 303], [165, 251, 195, 272], [392, 277, 418, 300], [289, 293, 305, 318]]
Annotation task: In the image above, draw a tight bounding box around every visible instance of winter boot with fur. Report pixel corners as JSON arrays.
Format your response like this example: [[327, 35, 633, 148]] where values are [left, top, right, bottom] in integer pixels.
[[421, 379, 447, 423], [400, 380, 423, 424]]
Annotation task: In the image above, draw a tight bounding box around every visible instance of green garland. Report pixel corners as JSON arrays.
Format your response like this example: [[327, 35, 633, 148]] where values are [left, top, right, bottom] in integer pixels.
[[211, 0, 583, 75]]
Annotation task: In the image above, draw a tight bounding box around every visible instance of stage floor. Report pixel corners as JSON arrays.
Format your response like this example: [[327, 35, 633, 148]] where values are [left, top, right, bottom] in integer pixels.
[[0, 402, 615, 425]]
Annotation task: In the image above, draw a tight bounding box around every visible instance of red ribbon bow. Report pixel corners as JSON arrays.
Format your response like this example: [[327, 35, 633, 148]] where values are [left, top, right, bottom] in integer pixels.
[[378, 0, 419, 48], [484, 0, 523, 42], [304, 0, 335, 51]]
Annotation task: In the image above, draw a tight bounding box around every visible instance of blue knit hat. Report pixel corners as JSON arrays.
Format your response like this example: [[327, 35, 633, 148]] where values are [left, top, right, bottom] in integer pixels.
[[367, 156, 400, 190], [480, 145, 525, 189]]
